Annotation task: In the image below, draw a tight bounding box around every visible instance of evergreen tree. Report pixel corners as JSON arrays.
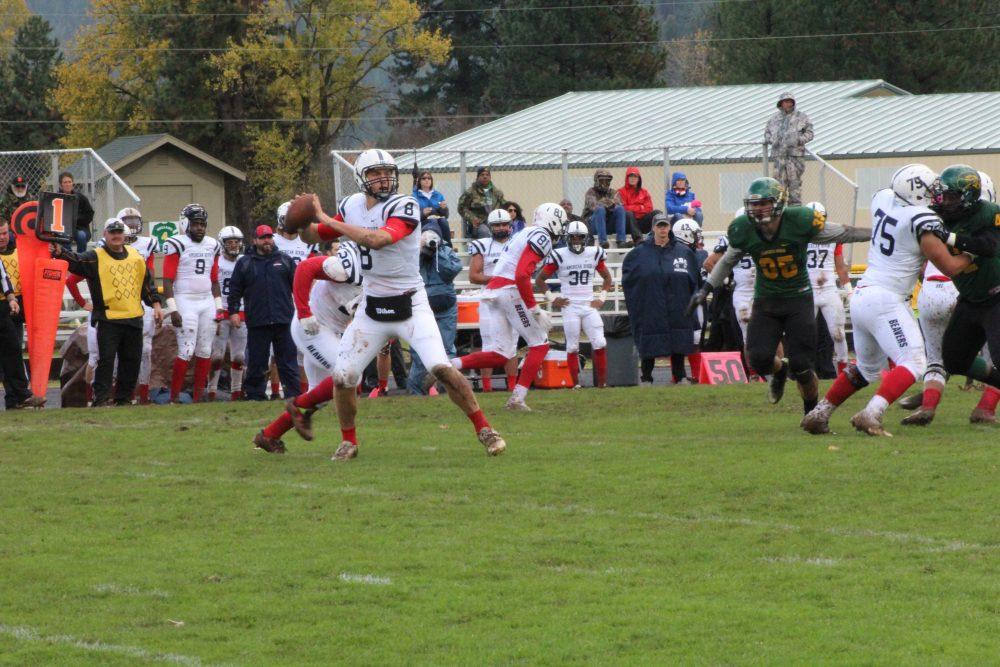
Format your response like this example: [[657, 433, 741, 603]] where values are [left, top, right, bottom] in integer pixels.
[[0, 16, 64, 150], [708, 0, 999, 93], [483, 0, 666, 113]]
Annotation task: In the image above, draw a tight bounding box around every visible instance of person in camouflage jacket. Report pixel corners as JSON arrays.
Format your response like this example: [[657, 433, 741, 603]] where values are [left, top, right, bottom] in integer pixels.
[[0, 176, 32, 225], [457, 166, 506, 239], [764, 92, 814, 204]]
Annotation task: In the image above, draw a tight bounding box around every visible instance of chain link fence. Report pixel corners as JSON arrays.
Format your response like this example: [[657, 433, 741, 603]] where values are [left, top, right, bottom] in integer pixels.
[[798, 148, 862, 264], [0, 149, 140, 235]]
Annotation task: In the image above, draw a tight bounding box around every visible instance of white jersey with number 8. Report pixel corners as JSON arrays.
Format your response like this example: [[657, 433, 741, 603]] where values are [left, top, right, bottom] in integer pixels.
[[337, 192, 421, 297], [859, 188, 946, 298], [544, 246, 606, 303], [162, 235, 220, 296]]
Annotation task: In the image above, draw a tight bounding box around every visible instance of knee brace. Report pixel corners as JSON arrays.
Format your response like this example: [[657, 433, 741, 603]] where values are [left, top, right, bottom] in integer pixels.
[[787, 354, 813, 377], [792, 368, 816, 386]]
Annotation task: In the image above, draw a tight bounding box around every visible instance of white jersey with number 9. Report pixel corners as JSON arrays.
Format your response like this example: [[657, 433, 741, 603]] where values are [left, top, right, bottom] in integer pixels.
[[337, 192, 422, 297]]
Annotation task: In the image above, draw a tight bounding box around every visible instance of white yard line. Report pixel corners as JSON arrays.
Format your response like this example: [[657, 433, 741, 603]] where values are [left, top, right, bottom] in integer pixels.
[[93, 583, 170, 598], [338, 573, 392, 586], [0, 624, 204, 665]]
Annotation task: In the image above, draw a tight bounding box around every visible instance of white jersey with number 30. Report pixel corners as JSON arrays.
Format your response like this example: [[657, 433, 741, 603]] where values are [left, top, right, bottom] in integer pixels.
[[162, 235, 221, 296], [859, 188, 946, 298], [492, 226, 554, 282], [545, 246, 606, 303], [338, 192, 421, 297]]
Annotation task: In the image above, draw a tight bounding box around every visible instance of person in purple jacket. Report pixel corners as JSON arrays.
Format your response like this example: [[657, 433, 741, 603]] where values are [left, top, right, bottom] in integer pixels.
[[665, 172, 703, 224]]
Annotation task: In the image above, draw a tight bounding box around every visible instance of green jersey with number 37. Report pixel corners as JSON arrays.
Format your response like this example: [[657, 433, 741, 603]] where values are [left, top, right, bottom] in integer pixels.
[[726, 204, 826, 299]]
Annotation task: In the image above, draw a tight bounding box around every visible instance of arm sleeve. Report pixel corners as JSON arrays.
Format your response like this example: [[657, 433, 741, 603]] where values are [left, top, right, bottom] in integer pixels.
[[515, 247, 545, 308], [541, 263, 557, 277], [66, 273, 87, 307], [210, 256, 219, 282], [834, 243, 844, 257], [62, 249, 98, 281], [953, 226, 1000, 258], [162, 253, 179, 280], [706, 246, 743, 289], [293, 256, 328, 318], [812, 222, 872, 244], [379, 216, 418, 244]]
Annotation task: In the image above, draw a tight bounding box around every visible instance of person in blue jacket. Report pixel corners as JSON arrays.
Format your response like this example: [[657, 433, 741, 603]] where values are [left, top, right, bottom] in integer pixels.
[[622, 213, 701, 384], [413, 170, 452, 245], [407, 219, 463, 395], [227, 224, 300, 400], [665, 172, 704, 224]]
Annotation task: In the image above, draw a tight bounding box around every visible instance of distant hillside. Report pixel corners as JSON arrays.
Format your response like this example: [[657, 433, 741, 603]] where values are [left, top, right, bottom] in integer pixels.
[[26, 0, 91, 48]]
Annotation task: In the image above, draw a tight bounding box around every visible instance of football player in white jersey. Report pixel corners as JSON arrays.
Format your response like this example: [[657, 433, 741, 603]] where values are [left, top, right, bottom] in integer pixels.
[[467, 208, 518, 391], [117, 207, 159, 403], [253, 242, 362, 453], [451, 202, 566, 411], [900, 169, 1000, 425], [535, 220, 612, 388], [278, 148, 506, 460], [802, 164, 972, 436], [162, 204, 223, 403], [207, 226, 248, 401], [804, 202, 853, 375]]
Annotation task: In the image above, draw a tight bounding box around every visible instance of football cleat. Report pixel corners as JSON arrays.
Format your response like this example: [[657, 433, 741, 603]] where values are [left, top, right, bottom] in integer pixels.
[[901, 407, 936, 426], [850, 409, 892, 437], [800, 409, 831, 435], [898, 392, 924, 411], [969, 408, 997, 424], [768, 360, 789, 404], [505, 395, 532, 412], [285, 399, 315, 441], [477, 428, 507, 456], [253, 430, 287, 454], [332, 441, 358, 461]]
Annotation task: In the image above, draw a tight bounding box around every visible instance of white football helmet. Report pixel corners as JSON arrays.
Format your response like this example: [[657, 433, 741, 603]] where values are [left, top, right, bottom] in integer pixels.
[[353, 149, 398, 201], [565, 220, 590, 254], [891, 163, 937, 206], [276, 201, 291, 230], [218, 225, 244, 255], [486, 208, 511, 225], [978, 170, 996, 203], [673, 219, 700, 246], [532, 202, 567, 239], [116, 207, 142, 242]]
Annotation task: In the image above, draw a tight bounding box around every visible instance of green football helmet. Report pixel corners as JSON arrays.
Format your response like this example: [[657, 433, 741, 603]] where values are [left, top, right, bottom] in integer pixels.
[[743, 177, 787, 226], [931, 164, 981, 217]]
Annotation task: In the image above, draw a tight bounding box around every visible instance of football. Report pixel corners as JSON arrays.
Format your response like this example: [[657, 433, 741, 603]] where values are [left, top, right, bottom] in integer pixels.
[[283, 194, 319, 233]]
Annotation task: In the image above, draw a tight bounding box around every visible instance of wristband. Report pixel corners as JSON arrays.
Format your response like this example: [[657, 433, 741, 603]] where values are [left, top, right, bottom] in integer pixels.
[[165, 297, 177, 313], [598, 290, 608, 302], [214, 296, 224, 310], [946, 232, 957, 247], [544, 290, 555, 303]]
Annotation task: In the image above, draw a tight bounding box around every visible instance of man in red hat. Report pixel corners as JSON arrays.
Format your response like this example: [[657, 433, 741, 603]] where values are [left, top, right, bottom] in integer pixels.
[[226, 224, 300, 401], [0, 175, 31, 224]]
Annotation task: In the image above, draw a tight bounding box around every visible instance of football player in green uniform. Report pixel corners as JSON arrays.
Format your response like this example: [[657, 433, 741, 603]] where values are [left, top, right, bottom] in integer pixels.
[[688, 177, 871, 414], [933, 165, 1000, 391]]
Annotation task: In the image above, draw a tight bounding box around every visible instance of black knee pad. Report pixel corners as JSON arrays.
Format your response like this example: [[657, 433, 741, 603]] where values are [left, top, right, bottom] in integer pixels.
[[844, 363, 869, 389], [792, 368, 815, 385], [787, 355, 813, 377]]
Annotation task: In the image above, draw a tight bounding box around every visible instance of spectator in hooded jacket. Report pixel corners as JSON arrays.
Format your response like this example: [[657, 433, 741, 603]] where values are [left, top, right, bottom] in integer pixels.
[[458, 166, 506, 239], [412, 170, 452, 245], [665, 172, 703, 223], [583, 169, 628, 249], [618, 166, 656, 240]]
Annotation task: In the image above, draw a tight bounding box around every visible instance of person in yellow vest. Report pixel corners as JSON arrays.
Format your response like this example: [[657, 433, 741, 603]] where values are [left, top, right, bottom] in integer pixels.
[[0, 219, 30, 409], [0, 240, 31, 409], [50, 218, 163, 406]]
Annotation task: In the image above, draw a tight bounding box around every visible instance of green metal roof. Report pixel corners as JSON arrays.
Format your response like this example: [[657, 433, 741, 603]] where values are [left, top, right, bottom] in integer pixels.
[[397, 80, 997, 168]]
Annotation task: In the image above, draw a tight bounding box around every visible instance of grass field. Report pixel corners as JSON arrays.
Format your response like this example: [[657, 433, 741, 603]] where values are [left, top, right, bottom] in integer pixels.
[[1, 383, 998, 665]]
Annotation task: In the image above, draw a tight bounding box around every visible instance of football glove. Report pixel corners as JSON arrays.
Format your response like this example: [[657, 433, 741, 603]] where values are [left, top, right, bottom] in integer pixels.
[[300, 315, 320, 336], [530, 305, 553, 333], [685, 285, 711, 317]]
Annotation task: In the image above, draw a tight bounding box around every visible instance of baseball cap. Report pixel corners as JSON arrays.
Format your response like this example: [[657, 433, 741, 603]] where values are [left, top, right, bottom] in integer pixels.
[[255, 224, 274, 238], [104, 218, 126, 232], [652, 212, 671, 226], [11, 176, 26, 187]]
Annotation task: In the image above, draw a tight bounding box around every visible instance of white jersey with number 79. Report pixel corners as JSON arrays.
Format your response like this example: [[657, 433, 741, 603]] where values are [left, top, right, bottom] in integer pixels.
[[336, 192, 422, 297]]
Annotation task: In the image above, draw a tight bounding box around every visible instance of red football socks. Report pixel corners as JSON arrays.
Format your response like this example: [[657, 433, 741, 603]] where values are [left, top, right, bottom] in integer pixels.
[[567, 353, 580, 386], [270, 380, 280, 397], [922, 387, 943, 410], [295, 377, 334, 409], [263, 412, 293, 439], [824, 370, 860, 406], [593, 347, 608, 387], [468, 409, 490, 433], [192, 356, 212, 401], [300, 378, 309, 394], [977, 386, 1000, 413], [341, 427, 358, 445], [458, 351, 508, 370], [876, 365, 916, 404], [377, 378, 388, 391], [517, 344, 549, 389], [507, 374, 517, 391], [481, 373, 492, 392], [136, 384, 150, 404], [170, 358, 189, 401]]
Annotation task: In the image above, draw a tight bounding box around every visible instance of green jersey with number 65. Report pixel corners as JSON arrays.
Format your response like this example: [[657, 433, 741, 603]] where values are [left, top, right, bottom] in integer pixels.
[[727, 205, 827, 299]]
